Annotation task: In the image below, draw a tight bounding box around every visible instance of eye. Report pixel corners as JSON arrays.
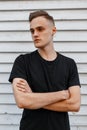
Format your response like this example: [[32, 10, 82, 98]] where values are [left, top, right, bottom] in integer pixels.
[[30, 29, 34, 34], [37, 27, 44, 32]]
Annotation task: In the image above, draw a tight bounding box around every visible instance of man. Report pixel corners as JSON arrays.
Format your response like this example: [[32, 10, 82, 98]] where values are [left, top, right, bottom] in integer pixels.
[[9, 10, 81, 130]]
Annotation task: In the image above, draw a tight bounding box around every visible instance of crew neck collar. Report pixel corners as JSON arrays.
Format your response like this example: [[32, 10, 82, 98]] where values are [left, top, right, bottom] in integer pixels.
[[36, 50, 60, 64]]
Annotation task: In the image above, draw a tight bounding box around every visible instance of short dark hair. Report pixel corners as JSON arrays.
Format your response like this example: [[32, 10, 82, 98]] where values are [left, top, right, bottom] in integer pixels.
[[29, 10, 55, 25]]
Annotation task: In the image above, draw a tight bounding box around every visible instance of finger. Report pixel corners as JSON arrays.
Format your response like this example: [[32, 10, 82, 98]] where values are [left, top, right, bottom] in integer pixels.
[[16, 82, 24, 86], [17, 81, 26, 86], [17, 82, 30, 90], [19, 79, 27, 84], [16, 84, 26, 91], [16, 83, 30, 91], [17, 87, 26, 92], [16, 83, 25, 89]]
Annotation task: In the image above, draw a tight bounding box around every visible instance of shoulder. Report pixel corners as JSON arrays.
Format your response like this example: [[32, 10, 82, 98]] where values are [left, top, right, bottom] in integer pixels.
[[15, 50, 37, 62], [58, 53, 77, 70], [59, 53, 76, 64]]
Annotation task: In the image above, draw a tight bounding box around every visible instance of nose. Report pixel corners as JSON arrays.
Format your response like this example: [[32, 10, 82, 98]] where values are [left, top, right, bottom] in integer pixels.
[[33, 30, 39, 37]]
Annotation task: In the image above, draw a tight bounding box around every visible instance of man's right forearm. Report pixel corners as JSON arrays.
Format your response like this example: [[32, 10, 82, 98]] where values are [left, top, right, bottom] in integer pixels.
[[19, 90, 69, 109]]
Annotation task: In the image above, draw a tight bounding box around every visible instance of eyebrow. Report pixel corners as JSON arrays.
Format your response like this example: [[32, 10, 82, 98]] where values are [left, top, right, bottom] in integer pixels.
[[30, 26, 45, 30]]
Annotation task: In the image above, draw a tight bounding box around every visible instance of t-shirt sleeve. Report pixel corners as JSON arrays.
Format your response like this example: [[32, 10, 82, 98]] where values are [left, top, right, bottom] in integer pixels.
[[9, 55, 27, 83], [68, 59, 81, 88]]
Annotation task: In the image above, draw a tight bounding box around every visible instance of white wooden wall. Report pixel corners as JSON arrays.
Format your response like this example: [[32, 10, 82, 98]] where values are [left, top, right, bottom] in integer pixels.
[[0, 0, 87, 130]]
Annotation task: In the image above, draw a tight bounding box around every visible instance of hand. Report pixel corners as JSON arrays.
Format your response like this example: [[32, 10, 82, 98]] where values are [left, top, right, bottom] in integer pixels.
[[16, 78, 32, 93]]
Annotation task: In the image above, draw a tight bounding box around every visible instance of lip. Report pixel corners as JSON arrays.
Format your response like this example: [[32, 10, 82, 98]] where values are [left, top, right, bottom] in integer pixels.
[[34, 39, 40, 42]]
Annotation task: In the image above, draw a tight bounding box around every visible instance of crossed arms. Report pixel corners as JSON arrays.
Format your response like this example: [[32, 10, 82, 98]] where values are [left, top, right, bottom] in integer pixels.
[[12, 78, 81, 112]]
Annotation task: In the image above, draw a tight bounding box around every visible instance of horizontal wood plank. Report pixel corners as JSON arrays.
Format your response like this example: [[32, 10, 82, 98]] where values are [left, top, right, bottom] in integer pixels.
[[0, 63, 13, 73], [0, 114, 21, 124], [0, 21, 87, 31], [78, 127, 87, 130], [0, 84, 12, 93], [0, 42, 87, 52], [81, 95, 87, 105], [0, 125, 19, 130], [77, 64, 87, 73], [69, 115, 87, 126], [0, 94, 15, 104], [80, 85, 87, 94], [0, 1, 87, 10], [0, 10, 87, 22], [0, 104, 22, 114], [79, 74, 87, 84], [0, 31, 87, 42], [71, 127, 77, 130]]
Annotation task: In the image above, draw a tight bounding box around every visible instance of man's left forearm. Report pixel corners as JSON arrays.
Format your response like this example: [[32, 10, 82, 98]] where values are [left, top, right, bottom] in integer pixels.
[[43, 86, 81, 112]]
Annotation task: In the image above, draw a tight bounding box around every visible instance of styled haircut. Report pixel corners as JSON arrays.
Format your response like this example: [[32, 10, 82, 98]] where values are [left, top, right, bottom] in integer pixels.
[[29, 10, 55, 25]]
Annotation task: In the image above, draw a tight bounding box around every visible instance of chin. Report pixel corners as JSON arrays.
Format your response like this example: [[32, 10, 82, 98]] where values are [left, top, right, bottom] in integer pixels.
[[34, 44, 43, 48], [35, 46, 43, 49]]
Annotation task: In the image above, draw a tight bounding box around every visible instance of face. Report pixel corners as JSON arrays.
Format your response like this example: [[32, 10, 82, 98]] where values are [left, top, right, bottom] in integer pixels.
[[30, 16, 56, 49]]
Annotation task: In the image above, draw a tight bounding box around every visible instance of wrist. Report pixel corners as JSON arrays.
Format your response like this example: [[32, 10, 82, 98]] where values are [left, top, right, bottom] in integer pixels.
[[60, 90, 69, 100]]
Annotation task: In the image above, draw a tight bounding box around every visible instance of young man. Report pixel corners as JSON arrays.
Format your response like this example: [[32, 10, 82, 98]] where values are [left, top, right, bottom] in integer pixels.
[[9, 10, 81, 130]]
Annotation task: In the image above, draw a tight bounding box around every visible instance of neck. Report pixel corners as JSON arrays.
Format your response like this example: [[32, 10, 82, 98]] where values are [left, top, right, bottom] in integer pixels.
[[38, 43, 57, 61]]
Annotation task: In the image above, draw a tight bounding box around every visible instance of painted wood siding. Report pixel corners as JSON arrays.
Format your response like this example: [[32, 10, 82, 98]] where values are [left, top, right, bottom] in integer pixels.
[[0, 0, 87, 130]]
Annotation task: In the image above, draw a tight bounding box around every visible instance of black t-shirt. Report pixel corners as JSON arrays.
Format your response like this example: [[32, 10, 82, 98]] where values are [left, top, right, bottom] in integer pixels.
[[9, 50, 80, 130]]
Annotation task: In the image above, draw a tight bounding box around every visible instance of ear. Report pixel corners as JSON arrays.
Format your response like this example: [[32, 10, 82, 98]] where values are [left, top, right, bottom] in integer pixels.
[[52, 26, 57, 36]]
